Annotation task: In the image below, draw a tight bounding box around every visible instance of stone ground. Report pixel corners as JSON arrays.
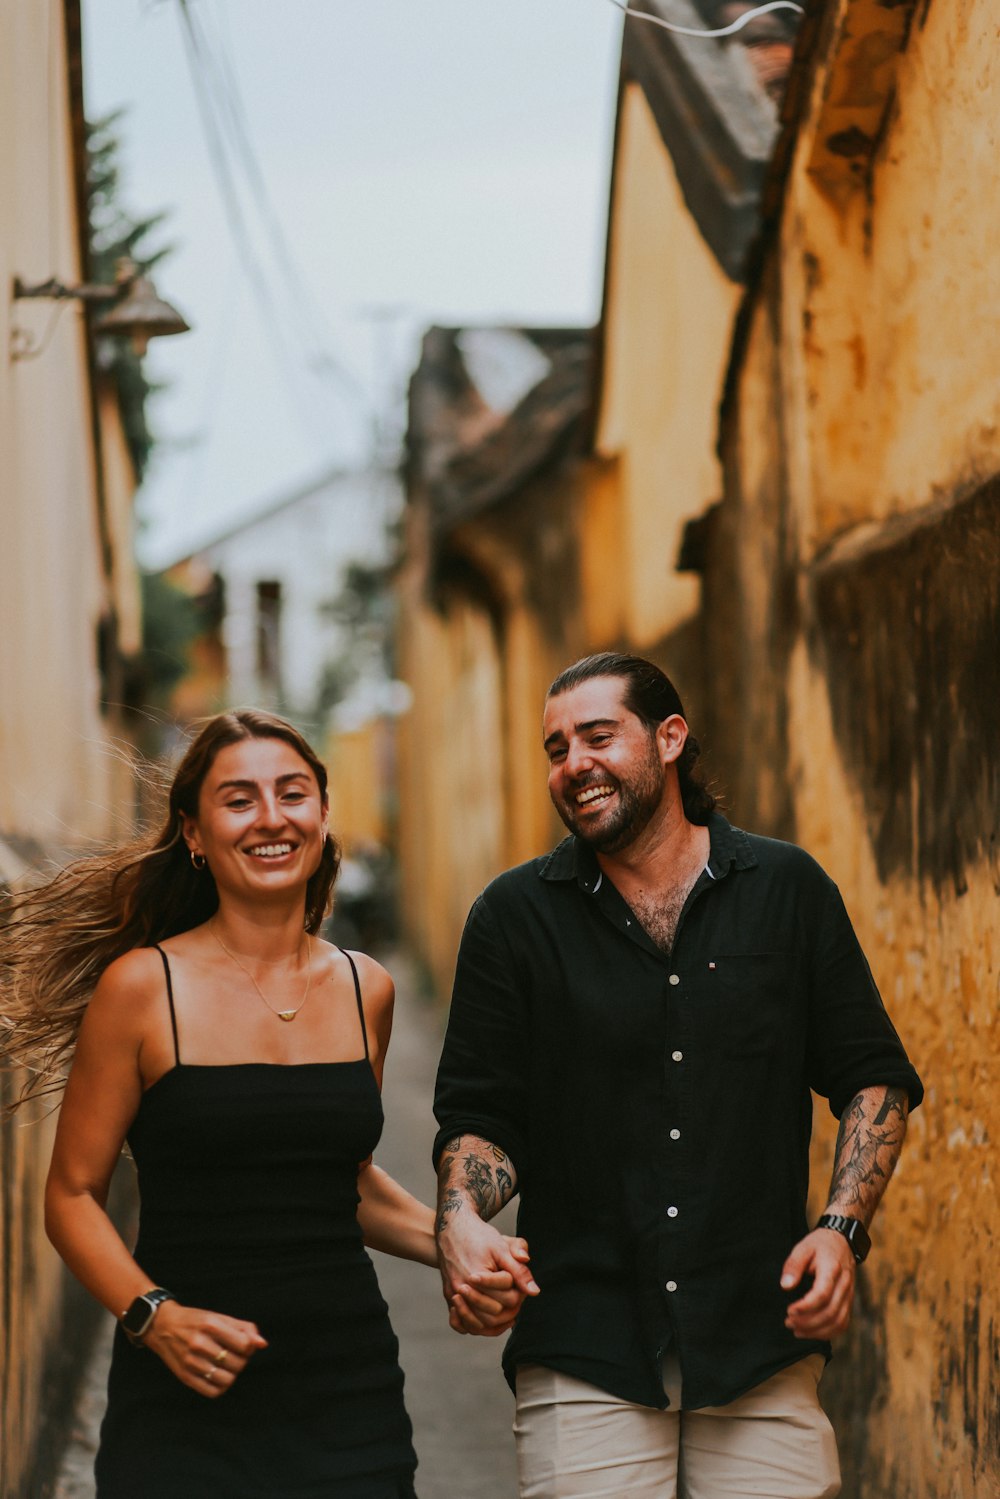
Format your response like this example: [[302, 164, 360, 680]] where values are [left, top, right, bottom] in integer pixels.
[[51, 953, 520, 1499]]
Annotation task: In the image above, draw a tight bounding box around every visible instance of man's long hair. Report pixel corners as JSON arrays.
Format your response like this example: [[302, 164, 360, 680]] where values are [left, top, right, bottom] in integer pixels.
[[547, 652, 717, 824]]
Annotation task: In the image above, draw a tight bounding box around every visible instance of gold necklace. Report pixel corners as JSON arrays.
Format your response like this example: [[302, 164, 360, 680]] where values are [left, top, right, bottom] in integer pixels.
[[211, 921, 313, 1022]]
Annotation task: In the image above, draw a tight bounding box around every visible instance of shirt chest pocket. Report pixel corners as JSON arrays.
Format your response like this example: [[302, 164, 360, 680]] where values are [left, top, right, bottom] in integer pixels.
[[698, 952, 791, 1058]]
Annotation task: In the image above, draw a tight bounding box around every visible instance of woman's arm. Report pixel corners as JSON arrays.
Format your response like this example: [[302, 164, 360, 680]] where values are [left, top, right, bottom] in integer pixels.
[[356, 1162, 437, 1266], [353, 950, 531, 1324], [45, 950, 266, 1397], [356, 1158, 531, 1340], [45, 950, 162, 1316]]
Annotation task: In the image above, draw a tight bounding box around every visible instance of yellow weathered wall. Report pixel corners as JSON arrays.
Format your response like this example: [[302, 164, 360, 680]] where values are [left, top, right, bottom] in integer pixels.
[[778, 0, 1000, 549], [788, 641, 998, 1499], [396, 538, 509, 1002], [395, 471, 577, 1001], [596, 82, 741, 649], [0, 4, 140, 1492], [326, 719, 390, 853], [713, 2, 1000, 1491], [0, 6, 121, 849]]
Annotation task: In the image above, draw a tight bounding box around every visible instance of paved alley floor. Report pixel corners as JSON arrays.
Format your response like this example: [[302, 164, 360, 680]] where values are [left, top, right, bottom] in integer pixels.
[[53, 952, 520, 1499]]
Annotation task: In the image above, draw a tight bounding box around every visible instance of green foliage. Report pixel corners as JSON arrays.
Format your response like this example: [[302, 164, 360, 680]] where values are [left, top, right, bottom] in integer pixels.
[[86, 110, 174, 480], [137, 572, 204, 704]]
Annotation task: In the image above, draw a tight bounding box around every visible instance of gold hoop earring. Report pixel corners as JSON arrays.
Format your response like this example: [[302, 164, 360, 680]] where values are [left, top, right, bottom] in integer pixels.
[[190, 850, 207, 871]]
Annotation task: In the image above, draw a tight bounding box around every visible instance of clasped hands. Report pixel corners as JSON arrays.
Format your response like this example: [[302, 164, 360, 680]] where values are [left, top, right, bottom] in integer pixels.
[[438, 1212, 540, 1337]]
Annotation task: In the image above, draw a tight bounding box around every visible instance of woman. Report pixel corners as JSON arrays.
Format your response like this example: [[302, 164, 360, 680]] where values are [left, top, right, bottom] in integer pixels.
[[2, 710, 530, 1498]]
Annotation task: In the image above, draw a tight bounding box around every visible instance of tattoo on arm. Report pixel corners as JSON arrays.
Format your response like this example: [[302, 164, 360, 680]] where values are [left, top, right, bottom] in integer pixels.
[[435, 1187, 463, 1235], [873, 1089, 908, 1127], [827, 1086, 909, 1226], [463, 1155, 497, 1218], [435, 1135, 517, 1229]]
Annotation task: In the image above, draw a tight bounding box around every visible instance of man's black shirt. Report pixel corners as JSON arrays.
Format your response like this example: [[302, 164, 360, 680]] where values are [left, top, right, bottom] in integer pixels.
[[433, 815, 923, 1410]]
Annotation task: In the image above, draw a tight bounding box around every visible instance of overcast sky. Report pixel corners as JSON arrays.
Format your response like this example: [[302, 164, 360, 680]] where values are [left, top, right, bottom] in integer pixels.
[[80, 0, 622, 566]]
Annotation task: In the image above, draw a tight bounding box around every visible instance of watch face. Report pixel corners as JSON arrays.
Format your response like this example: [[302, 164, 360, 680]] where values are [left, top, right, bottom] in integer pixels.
[[122, 1294, 155, 1337]]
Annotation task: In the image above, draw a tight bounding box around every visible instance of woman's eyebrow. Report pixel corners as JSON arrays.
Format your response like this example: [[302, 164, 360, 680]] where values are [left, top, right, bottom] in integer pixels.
[[213, 772, 310, 794]]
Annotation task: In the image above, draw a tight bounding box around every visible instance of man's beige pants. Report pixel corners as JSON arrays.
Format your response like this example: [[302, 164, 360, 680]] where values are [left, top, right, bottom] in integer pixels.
[[514, 1355, 841, 1499]]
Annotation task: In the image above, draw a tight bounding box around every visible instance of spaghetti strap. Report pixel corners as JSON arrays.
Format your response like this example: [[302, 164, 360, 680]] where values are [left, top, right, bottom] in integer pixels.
[[340, 948, 369, 1062], [152, 945, 181, 1066]]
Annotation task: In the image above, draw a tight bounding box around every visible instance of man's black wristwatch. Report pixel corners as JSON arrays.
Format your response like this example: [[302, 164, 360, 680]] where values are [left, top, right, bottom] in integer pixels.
[[816, 1213, 871, 1264], [121, 1287, 176, 1346]]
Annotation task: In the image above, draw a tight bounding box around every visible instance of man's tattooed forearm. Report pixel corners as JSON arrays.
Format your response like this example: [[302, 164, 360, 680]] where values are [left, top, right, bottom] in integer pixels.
[[828, 1087, 908, 1218], [435, 1136, 517, 1228]]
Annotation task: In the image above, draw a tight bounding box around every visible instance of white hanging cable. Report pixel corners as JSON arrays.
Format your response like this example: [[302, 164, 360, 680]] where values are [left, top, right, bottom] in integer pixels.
[[606, 0, 804, 39]]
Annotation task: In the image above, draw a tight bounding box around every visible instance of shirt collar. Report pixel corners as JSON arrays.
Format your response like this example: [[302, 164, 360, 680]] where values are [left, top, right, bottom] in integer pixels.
[[538, 812, 757, 891]]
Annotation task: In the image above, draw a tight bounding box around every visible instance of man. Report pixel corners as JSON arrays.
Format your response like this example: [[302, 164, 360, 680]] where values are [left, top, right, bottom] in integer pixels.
[[433, 652, 922, 1499]]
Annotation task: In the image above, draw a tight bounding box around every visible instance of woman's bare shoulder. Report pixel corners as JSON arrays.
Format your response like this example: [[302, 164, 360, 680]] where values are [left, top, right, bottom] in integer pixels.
[[317, 942, 394, 1011], [86, 947, 170, 1029], [345, 949, 395, 1003]]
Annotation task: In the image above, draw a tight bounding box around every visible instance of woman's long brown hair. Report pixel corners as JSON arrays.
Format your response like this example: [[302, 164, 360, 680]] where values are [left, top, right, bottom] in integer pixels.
[[0, 710, 341, 1111]]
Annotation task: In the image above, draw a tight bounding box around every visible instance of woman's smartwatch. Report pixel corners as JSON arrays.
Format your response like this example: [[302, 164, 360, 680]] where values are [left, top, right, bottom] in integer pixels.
[[815, 1213, 871, 1263], [121, 1287, 176, 1345]]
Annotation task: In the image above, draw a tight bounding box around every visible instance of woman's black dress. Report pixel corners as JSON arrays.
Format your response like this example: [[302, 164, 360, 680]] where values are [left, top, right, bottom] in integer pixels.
[[95, 948, 418, 1498]]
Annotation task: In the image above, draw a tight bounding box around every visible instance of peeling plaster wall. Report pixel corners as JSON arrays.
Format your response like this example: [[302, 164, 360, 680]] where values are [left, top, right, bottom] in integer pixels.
[[710, 2, 1000, 1492], [781, 0, 1000, 548], [596, 82, 741, 648]]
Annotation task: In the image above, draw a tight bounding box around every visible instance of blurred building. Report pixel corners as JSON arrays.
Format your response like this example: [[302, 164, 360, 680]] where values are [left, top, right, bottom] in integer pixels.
[[398, 3, 998, 1495], [398, 327, 594, 994], [162, 463, 403, 855], [0, 3, 142, 1493]]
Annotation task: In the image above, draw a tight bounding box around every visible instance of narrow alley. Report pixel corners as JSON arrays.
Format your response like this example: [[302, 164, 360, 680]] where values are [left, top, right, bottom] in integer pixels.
[[52, 953, 519, 1499]]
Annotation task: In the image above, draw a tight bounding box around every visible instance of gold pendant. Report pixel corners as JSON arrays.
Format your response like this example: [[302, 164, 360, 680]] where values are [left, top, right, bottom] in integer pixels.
[[277, 1010, 297, 1022]]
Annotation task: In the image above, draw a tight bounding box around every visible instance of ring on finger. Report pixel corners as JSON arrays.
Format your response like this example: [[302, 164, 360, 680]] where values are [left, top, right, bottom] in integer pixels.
[[212, 1347, 229, 1367], [205, 1368, 216, 1384]]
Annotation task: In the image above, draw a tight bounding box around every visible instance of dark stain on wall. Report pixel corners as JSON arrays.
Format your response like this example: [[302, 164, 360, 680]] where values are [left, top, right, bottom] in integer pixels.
[[822, 1267, 890, 1499], [810, 476, 1000, 895]]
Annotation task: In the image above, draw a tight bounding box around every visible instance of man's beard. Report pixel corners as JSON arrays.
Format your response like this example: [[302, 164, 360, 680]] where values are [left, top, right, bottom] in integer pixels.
[[555, 752, 664, 854]]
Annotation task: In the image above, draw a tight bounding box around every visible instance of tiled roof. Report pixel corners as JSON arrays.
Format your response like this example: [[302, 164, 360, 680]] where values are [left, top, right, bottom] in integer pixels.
[[407, 327, 593, 535]]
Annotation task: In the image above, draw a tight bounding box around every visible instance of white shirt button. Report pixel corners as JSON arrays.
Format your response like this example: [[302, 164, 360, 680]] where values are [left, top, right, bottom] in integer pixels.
[[671, 1050, 683, 1062], [669, 1128, 681, 1140], [667, 1206, 679, 1218], [669, 974, 680, 986], [665, 1280, 678, 1293]]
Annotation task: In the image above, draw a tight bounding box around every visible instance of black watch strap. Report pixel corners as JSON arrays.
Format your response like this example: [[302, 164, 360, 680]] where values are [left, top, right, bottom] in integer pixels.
[[816, 1213, 871, 1263], [121, 1287, 176, 1344]]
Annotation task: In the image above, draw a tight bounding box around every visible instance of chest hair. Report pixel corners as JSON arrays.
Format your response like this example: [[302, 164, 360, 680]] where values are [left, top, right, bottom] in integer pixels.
[[628, 866, 704, 955]]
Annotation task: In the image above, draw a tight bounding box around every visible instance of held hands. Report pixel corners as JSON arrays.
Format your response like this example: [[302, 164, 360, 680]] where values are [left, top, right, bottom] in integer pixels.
[[438, 1214, 539, 1338], [780, 1227, 857, 1341], [143, 1300, 268, 1397]]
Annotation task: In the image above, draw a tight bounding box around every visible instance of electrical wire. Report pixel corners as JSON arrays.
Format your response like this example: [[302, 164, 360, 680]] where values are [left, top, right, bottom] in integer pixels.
[[188, 0, 366, 408], [175, 0, 328, 451], [607, 0, 804, 37], [174, 0, 367, 462]]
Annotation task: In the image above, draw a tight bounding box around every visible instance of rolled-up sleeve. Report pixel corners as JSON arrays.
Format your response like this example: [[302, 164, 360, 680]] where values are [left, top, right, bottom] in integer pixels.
[[805, 877, 924, 1119], [432, 892, 531, 1174]]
